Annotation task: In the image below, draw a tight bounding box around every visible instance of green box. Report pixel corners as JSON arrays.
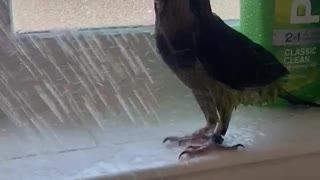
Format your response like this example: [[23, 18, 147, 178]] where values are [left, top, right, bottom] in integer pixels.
[[240, 0, 320, 106]]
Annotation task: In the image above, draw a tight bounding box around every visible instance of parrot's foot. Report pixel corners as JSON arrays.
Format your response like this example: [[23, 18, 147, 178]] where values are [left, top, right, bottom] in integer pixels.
[[163, 126, 217, 146], [163, 134, 210, 146], [178, 134, 244, 159]]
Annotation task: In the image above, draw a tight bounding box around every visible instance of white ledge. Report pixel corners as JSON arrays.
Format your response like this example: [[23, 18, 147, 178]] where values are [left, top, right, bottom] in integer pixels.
[[86, 107, 320, 180], [1, 106, 319, 179]]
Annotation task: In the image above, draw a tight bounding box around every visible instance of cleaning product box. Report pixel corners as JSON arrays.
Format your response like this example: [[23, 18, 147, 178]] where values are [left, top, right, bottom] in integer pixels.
[[240, 0, 320, 105]]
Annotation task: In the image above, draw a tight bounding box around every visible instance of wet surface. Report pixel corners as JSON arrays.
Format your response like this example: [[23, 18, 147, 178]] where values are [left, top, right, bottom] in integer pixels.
[[1, 0, 320, 179], [1, 106, 320, 180]]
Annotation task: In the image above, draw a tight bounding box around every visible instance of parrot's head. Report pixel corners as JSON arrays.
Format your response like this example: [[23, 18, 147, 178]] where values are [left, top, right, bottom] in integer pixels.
[[154, 0, 212, 18], [154, 0, 191, 16], [154, 0, 193, 25], [154, 0, 213, 36]]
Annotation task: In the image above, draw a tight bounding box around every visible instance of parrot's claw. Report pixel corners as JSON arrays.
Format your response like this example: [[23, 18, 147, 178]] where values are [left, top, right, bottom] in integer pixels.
[[163, 126, 217, 146], [179, 142, 245, 159], [163, 134, 210, 146]]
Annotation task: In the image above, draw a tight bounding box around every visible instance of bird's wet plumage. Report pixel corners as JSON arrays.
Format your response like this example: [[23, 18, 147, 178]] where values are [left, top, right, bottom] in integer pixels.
[[154, 0, 318, 158]]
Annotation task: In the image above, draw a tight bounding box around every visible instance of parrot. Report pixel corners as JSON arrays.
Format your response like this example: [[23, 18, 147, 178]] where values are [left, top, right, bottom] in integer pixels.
[[153, 0, 320, 158]]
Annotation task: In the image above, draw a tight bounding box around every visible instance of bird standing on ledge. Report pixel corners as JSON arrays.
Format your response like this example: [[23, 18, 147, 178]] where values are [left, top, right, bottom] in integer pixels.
[[153, 0, 320, 158]]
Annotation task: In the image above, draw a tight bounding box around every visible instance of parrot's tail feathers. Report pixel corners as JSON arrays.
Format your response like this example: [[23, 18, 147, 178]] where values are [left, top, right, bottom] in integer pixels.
[[278, 89, 320, 107]]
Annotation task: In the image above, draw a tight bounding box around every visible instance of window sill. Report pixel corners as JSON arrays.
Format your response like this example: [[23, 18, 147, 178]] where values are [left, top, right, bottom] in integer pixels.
[[1, 106, 320, 179], [87, 107, 320, 180]]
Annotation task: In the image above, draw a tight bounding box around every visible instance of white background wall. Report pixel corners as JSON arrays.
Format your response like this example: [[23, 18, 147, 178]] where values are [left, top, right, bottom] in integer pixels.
[[12, 0, 240, 32]]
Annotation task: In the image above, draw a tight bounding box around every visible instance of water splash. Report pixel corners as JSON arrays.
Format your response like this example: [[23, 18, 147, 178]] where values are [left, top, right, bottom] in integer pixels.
[[35, 85, 65, 123], [116, 93, 136, 123], [133, 89, 150, 115], [0, 29, 163, 130], [0, 2, 166, 161]]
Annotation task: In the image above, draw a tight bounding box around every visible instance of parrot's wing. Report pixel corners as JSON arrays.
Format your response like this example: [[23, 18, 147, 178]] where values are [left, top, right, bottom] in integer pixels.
[[197, 15, 289, 90]]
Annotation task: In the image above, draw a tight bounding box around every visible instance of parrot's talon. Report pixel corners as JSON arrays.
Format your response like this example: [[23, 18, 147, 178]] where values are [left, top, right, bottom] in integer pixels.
[[179, 151, 191, 159], [163, 137, 176, 144], [232, 144, 245, 148], [185, 145, 200, 151], [163, 138, 168, 144], [178, 140, 245, 159], [162, 127, 213, 146], [162, 134, 209, 146]]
